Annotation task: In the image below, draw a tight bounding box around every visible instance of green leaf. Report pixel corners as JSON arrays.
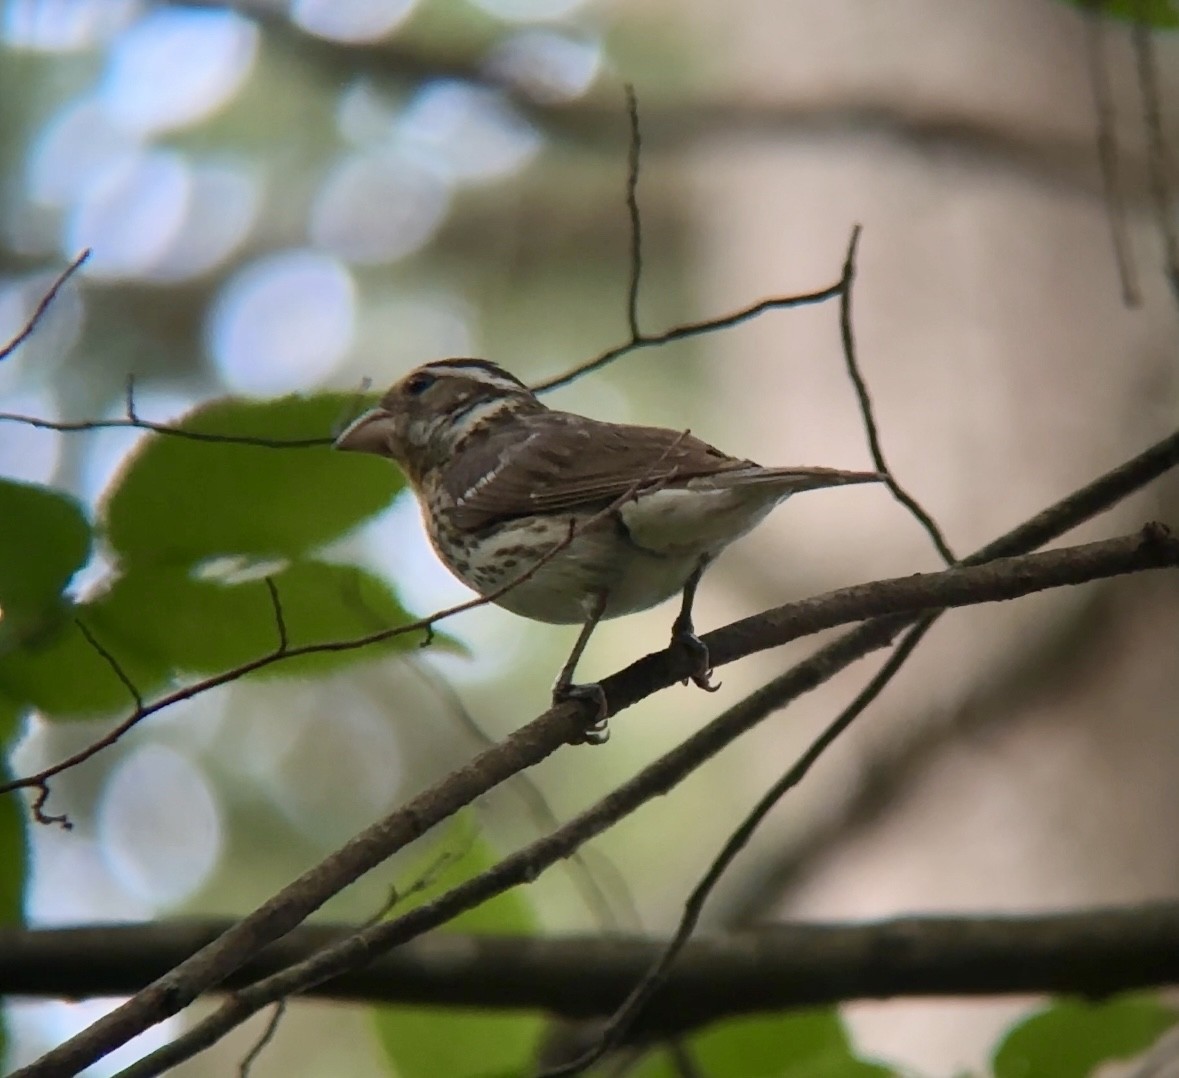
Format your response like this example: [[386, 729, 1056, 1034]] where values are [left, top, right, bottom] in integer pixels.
[[374, 815, 543, 1077], [90, 559, 422, 679], [629, 1012, 895, 1078], [0, 557, 425, 722], [101, 393, 402, 567], [0, 479, 90, 640], [1061, 0, 1179, 26], [0, 611, 170, 720], [375, 1007, 544, 1078], [394, 811, 538, 936], [994, 995, 1179, 1078], [0, 765, 26, 925]]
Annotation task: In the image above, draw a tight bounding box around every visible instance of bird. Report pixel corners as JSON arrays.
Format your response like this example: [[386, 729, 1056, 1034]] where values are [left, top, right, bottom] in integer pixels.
[[335, 358, 884, 741]]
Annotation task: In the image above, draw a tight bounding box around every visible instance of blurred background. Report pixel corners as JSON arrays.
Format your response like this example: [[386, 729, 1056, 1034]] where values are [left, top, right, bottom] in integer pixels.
[[1, 0, 1178, 1074]]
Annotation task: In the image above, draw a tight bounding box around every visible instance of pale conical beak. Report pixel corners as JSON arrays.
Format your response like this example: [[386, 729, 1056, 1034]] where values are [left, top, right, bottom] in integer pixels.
[[334, 408, 393, 455]]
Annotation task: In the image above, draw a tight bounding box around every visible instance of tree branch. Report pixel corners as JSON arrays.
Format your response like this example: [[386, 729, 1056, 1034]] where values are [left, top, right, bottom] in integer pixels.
[[20, 520, 1179, 1076], [93, 422, 1179, 1078], [3, 903, 1176, 1035]]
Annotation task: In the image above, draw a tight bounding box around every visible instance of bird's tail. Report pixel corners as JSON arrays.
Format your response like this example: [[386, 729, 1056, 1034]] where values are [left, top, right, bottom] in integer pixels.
[[723, 466, 886, 493]]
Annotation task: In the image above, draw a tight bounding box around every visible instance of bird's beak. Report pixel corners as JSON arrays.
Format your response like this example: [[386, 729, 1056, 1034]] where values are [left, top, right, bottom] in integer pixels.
[[334, 408, 393, 455]]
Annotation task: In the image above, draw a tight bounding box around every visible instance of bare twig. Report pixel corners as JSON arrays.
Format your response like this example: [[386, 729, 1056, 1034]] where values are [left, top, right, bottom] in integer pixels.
[[536, 227, 959, 1062], [0, 409, 334, 449], [838, 227, 956, 564], [1085, 6, 1140, 306], [1131, 17, 1179, 299], [263, 578, 289, 654], [73, 621, 144, 712], [530, 282, 846, 394], [0, 250, 90, 364], [624, 84, 643, 341], [237, 1002, 284, 1078]]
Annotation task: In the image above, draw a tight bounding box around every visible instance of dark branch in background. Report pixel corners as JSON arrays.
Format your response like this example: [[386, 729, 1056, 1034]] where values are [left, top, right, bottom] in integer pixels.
[[1085, 6, 1140, 306], [151, 0, 1174, 209], [0, 250, 89, 364], [1131, 17, 1179, 298], [2, 905, 1177, 1025]]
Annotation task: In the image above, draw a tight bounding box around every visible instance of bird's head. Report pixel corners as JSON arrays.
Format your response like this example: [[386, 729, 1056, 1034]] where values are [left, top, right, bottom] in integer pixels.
[[334, 358, 544, 478]]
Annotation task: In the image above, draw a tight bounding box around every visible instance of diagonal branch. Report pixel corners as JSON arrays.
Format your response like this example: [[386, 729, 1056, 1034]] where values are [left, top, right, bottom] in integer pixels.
[[0, 250, 90, 364]]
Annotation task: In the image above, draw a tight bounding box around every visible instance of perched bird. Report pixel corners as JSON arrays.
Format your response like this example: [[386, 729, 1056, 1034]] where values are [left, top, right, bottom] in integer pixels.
[[335, 358, 883, 740]]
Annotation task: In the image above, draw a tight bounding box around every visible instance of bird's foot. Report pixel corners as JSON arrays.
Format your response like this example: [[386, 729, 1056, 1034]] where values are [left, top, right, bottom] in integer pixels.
[[671, 621, 720, 693], [552, 681, 610, 745]]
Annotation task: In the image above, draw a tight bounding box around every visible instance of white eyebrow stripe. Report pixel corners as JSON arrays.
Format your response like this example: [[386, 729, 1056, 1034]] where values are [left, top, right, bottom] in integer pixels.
[[424, 362, 525, 391]]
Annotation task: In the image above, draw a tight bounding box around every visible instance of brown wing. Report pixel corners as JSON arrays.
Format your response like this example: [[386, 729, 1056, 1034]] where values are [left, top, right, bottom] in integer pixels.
[[442, 411, 752, 531]]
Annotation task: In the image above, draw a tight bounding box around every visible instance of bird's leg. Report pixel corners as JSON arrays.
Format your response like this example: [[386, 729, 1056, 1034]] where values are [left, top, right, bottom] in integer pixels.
[[552, 589, 610, 744], [671, 556, 720, 692]]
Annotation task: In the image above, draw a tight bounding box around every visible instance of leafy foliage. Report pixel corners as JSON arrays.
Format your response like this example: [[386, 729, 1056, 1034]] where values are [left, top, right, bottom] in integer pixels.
[[373, 815, 544, 1077], [1062, 0, 1179, 26], [993, 995, 1179, 1078], [101, 394, 396, 566], [0, 480, 90, 646], [629, 1011, 896, 1078], [0, 392, 418, 725]]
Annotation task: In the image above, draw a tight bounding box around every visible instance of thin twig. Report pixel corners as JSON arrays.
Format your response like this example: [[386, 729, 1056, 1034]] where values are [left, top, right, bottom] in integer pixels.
[[624, 84, 643, 341], [237, 1002, 284, 1078], [1131, 16, 1179, 300], [837, 226, 956, 564], [1085, 5, 1140, 306], [0, 250, 90, 364], [342, 576, 625, 927], [550, 218, 961, 1058], [73, 621, 144, 712], [263, 578, 288, 654], [0, 410, 334, 449], [531, 283, 845, 394]]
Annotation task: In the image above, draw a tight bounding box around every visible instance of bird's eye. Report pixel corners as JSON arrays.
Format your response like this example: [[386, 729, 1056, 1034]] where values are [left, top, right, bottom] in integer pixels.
[[404, 372, 436, 397]]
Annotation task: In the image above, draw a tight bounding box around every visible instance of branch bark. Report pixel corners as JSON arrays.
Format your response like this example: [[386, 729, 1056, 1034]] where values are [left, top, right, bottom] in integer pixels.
[[4, 903, 1177, 1038]]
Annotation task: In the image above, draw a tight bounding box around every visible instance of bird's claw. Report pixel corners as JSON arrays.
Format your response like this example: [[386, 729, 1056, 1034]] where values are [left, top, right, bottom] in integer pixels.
[[672, 626, 721, 693], [552, 681, 610, 745]]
